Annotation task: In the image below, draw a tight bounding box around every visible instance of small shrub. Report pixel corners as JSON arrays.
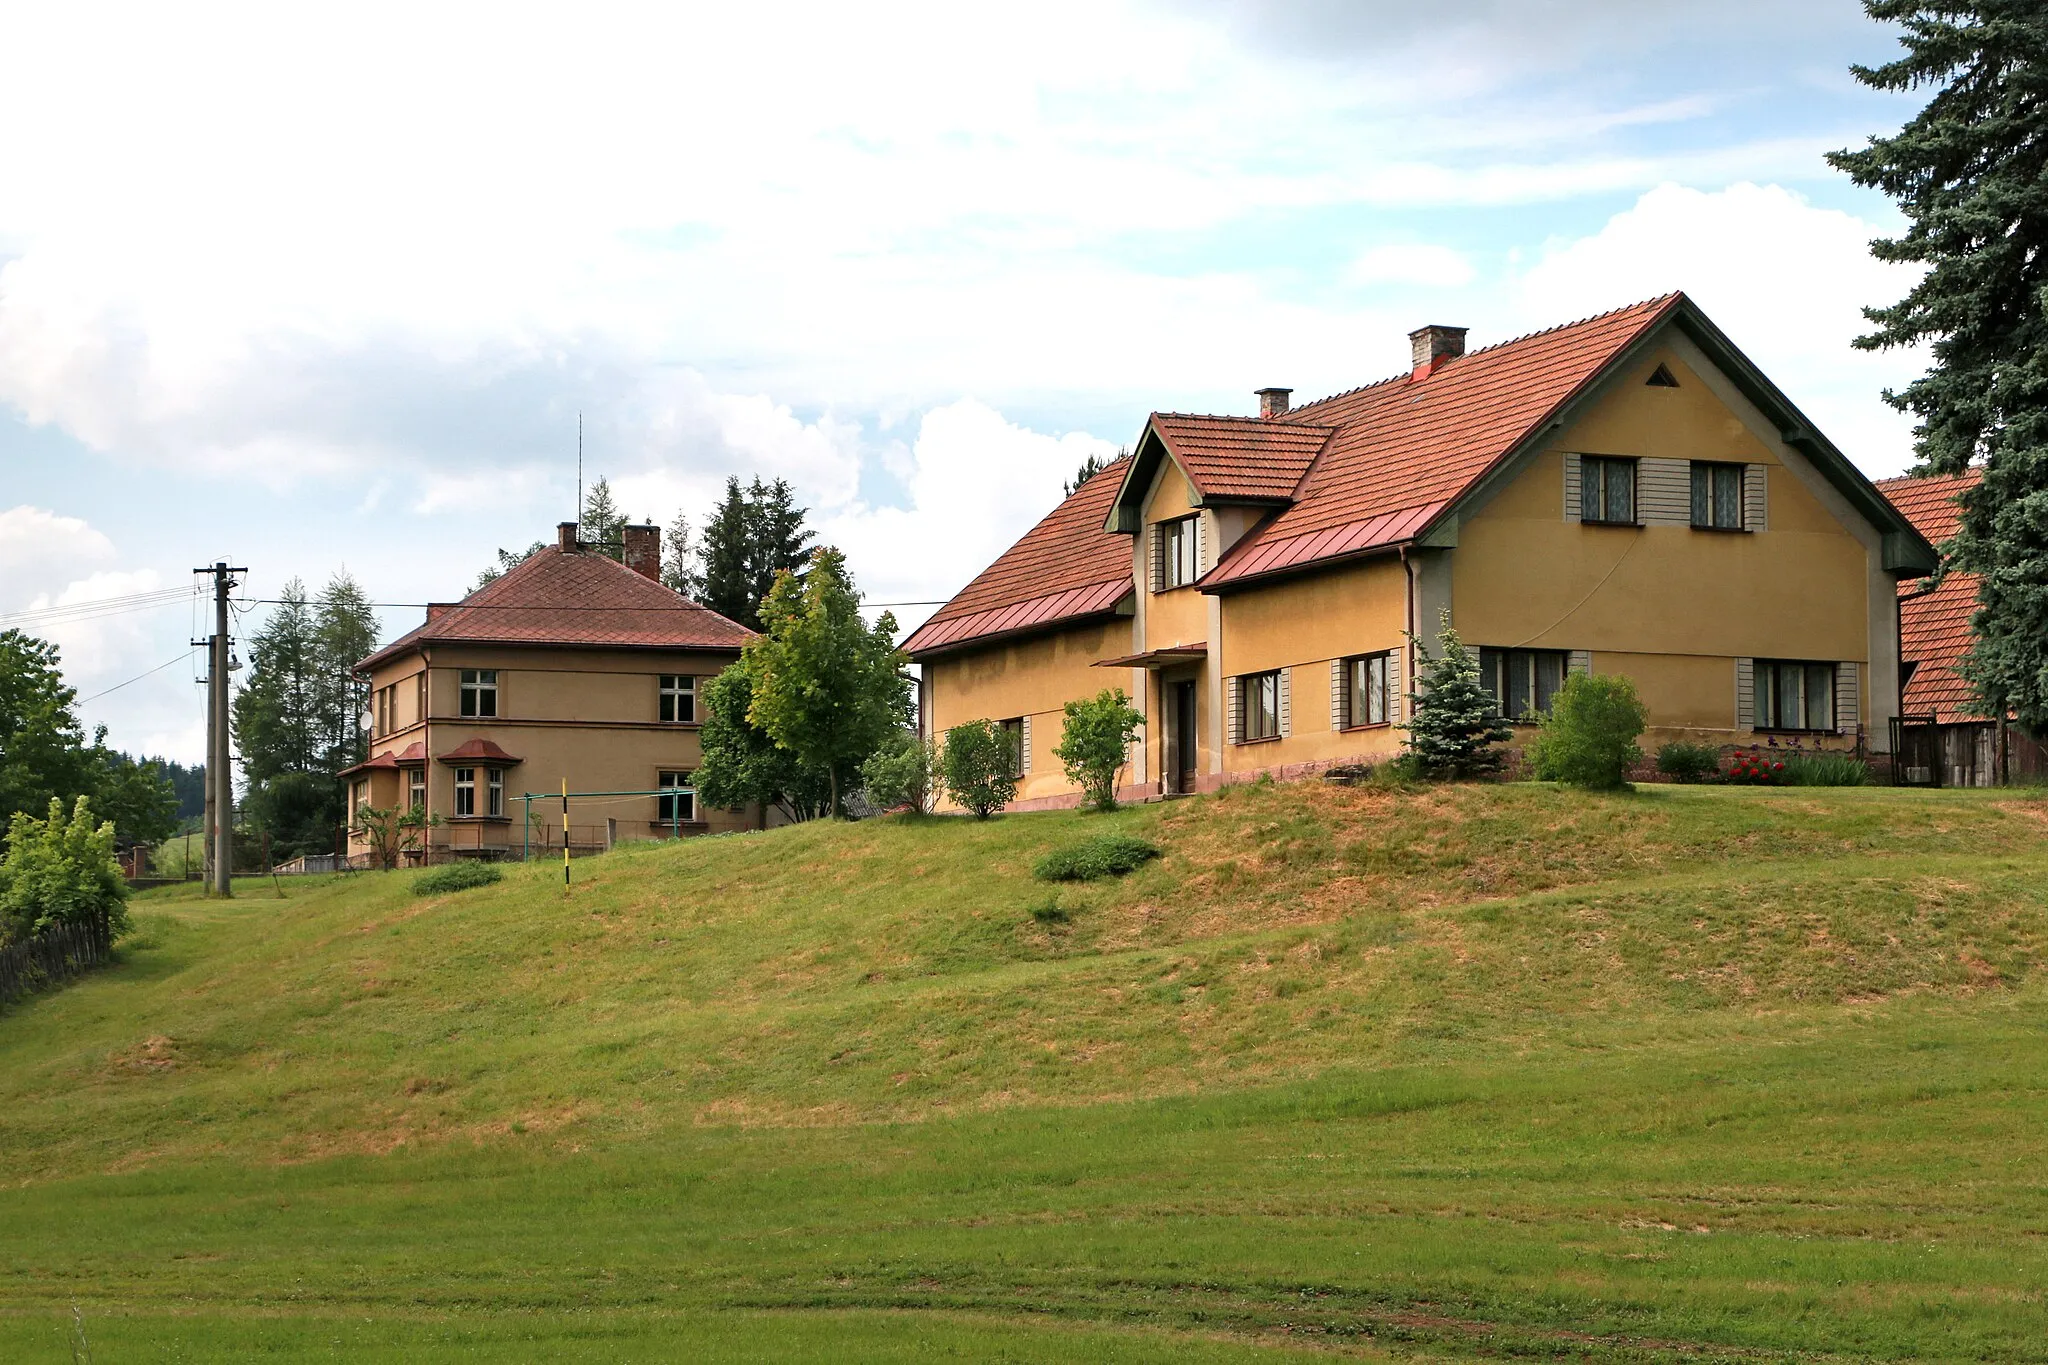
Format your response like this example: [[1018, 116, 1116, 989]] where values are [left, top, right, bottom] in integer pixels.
[[1656, 741, 1721, 784], [1053, 688, 1144, 812], [1781, 753, 1870, 787], [0, 796, 128, 944], [860, 731, 940, 814], [1033, 834, 1161, 882], [1527, 673, 1647, 790], [942, 719, 1020, 819], [413, 861, 503, 896], [1403, 610, 1513, 779], [1725, 750, 1784, 785]]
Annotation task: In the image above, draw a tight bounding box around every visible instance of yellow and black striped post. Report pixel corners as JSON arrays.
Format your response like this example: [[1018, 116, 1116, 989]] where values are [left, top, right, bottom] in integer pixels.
[[561, 778, 571, 887]]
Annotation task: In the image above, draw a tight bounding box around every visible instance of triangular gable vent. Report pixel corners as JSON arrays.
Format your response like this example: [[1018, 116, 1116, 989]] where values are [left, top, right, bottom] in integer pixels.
[[1646, 363, 1680, 388]]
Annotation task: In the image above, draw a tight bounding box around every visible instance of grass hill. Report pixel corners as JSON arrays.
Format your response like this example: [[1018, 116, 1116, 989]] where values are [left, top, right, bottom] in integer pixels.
[[3, 780, 2047, 1360]]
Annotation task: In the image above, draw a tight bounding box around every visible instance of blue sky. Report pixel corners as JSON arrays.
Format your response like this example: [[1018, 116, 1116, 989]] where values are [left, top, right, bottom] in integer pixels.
[[0, 0, 1931, 763]]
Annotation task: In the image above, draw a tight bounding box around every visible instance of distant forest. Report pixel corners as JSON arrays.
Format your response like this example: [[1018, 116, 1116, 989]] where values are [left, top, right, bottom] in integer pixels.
[[129, 755, 205, 822]]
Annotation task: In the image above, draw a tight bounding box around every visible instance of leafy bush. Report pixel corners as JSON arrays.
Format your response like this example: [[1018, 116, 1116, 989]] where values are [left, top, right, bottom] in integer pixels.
[[1404, 611, 1514, 778], [942, 719, 1019, 819], [1781, 753, 1870, 787], [859, 731, 940, 814], [1656, 741, 1721, 784], [1725, 751, 1784, 785], [1527, 674, 1647, 790], [413, 861, 503, 896], [0, 796, 128, 944], [1053, 688, 1145, 812], [1033, 834, 1161, 882]]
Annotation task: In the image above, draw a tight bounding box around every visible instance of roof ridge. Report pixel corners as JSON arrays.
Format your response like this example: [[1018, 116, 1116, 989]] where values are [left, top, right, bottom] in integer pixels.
[[1153, 409, 1338, 427], [1285, 292, 1683, 417]]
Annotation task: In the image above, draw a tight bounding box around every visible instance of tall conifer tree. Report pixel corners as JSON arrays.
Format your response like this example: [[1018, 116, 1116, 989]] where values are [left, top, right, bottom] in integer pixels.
[[1829, 2, 2048, 734]]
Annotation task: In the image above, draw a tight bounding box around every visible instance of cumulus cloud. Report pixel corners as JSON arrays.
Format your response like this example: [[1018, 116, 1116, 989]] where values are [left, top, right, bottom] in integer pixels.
[[1345, 244, 1477, 289], [1516, 182, 1924, 474], [0, 505, 115, 605]]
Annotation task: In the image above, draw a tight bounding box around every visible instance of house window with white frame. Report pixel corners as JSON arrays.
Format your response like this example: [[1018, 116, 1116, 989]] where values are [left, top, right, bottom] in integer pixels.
[[486, 768, 504, 818], [657, 771, 695, 824], [659, 674, 695, 723], [453, 766, 476, 816], [459, 669, 498, 717], [1157, 516, 1199, 589], [407, 769, 425, 812], [1342, 652, 1392, 729], [1240, 671, 1281, 742], [1478, 648, 1568, 722]]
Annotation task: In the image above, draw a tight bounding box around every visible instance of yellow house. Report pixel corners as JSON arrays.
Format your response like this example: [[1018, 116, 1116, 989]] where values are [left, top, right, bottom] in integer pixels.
[[341, 521, 761, 860], [906, 294, 1938, 807]]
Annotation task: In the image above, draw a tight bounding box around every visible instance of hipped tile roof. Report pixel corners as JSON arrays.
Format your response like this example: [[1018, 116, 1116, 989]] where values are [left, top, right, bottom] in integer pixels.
[[358, 545, 754, 672], [1878, 470, 1982, 723], [902, 456, 1135, 656]]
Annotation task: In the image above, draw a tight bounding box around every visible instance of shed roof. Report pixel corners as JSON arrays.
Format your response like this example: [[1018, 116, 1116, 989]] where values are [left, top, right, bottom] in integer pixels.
[[1878, 469, 1982, 723]]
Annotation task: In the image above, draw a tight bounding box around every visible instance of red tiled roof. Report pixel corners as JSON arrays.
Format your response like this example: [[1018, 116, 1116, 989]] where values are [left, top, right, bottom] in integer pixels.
[[1206, 295, 1682, 588], [1878, 470, 1982, 722], [437, 737, 525, 766], [1152, 414, 1334, 501], [903, 457, 1135, 657], [359, 546, 754, 672]]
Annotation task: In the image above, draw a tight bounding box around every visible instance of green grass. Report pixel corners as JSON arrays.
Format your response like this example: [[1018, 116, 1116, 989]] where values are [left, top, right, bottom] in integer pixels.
[[3, 781, 2047, 1359]]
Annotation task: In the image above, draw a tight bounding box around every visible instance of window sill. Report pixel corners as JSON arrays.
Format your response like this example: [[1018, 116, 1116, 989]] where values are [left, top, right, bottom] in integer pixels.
[[449, 814, 511, 824], [1340, 722, 1392, 733], [1235, 734, 1282, 746], [1579, 519, 1643, 529], [1151, 583, 1200, 594], [656, 721, 703, 728], [1689, 524, 1752, 534], [647, 820, 709, 830], [1750, 728, 1842, 737]]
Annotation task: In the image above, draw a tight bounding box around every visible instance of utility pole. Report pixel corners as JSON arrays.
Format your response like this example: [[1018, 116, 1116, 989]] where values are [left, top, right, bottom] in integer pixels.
[[193, 561, 245, 897]]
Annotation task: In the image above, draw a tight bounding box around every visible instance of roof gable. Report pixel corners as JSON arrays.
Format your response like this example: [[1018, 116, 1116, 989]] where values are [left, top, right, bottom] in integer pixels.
[[358, 546, 754, 672], [902, 455, 1135, 658]]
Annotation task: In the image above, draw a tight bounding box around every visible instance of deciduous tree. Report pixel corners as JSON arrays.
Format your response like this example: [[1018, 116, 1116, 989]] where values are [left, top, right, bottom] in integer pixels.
[[941, 719, 1018, 819], [693, 656, 830, 823], [1052, 688, 1143, 812]]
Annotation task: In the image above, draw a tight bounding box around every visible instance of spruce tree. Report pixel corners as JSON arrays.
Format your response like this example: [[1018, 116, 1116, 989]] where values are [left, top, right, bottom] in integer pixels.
[[662, 510, 703, 599], [1403, 611, 1512, 779], [1829, 2, 2048, 735], [312, 573, 379, 775], [695, 476, 816, 631], [579, 477, 629, 558], [697, 477, 756, 626], [745, 478, 816, 619]]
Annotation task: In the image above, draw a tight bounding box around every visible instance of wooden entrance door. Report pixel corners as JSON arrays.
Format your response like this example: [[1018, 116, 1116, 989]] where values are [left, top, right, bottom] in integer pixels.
[[1170, 680, 1198, 795]]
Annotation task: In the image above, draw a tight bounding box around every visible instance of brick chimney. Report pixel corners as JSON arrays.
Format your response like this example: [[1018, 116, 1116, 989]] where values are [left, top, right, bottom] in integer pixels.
[[621, 523, 661, 581], [557, 521, 580, 551], [1408, 324, 1468, 380], [1255, 386, 1293, 419]]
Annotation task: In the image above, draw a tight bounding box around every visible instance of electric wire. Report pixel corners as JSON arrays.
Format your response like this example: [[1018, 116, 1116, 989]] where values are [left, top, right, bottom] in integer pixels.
[[76, 650, 197, 705]]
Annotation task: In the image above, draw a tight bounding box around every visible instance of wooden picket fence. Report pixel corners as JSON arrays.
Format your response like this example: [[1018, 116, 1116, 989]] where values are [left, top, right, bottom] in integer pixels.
[[0, 919, 114, 1006]]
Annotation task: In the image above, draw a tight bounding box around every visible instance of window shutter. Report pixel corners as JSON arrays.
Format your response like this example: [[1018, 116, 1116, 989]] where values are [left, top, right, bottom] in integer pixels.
[[1194, 515, 1206, 574], [1568, 650, 1592, 677], [1148, 524, 1165, 592], [1835, 662, 1859, 735], [1638, 458, 1690, 525], [1020, 715, 1033, 772], [1388, 646, 1404, 724], [1278, 668, 1292, 738], [1735, 658, 1755, 729], [1562, 453, 1581, 523], [1330, 658, 1347, 731], [1226, 676, 1242, 745], [1744, 465, 1767, 531]]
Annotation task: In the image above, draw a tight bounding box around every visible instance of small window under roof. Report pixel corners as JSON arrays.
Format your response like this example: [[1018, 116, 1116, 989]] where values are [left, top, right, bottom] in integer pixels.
[[1646, 363, 1680, 388]]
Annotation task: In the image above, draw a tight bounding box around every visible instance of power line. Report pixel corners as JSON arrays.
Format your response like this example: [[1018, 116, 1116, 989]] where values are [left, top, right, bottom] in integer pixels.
[[75, 650, 196, 704], [240, 597, 950, 611], [0, 585, 197, 629]]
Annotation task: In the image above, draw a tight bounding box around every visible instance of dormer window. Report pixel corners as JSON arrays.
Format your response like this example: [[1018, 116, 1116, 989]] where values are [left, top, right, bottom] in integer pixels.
[[1153, 516, 1201, 590]]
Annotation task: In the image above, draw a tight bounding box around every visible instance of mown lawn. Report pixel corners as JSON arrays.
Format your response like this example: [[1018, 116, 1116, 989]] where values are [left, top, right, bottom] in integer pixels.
[[2, 781, 2045, 1360]]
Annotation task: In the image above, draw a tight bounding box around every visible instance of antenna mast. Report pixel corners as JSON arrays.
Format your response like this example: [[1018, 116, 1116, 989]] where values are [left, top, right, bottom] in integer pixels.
[[576, 410, 583, 539]]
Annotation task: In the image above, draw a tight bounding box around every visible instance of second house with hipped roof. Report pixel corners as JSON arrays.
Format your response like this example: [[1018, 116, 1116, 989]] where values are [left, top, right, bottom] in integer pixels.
[[905, 293, 1938, 807], [341, 521, 761, 860]]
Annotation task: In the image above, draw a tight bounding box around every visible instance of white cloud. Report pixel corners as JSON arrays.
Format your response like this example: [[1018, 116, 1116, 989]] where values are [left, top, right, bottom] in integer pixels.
[[1345, 244, 1477, 289], [26, 568, 169, 680], [0, 505, 116, 605], [1516, 182, 1924, 475], [817, 400, 1119, 633]]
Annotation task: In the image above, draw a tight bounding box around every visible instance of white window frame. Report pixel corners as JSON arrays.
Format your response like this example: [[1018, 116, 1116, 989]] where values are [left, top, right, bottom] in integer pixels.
[[453, 766, 476, 817], [657, 770, 695, 825], [1159, 516, 1199, 589], [659, 674, 696, 724], [459, 669, 498, 718], [486, 768, 504, 818], [1756, 659, 1837, 733], [407, 769, 425, 812]]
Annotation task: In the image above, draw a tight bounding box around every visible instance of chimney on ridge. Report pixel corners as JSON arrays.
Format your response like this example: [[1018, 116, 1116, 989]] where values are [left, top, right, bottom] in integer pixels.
[[1255, 387, 1293, 419], [557, 521, 580, 551], [622, 523, 661, 581], [1408, 324, 1468, 380]]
